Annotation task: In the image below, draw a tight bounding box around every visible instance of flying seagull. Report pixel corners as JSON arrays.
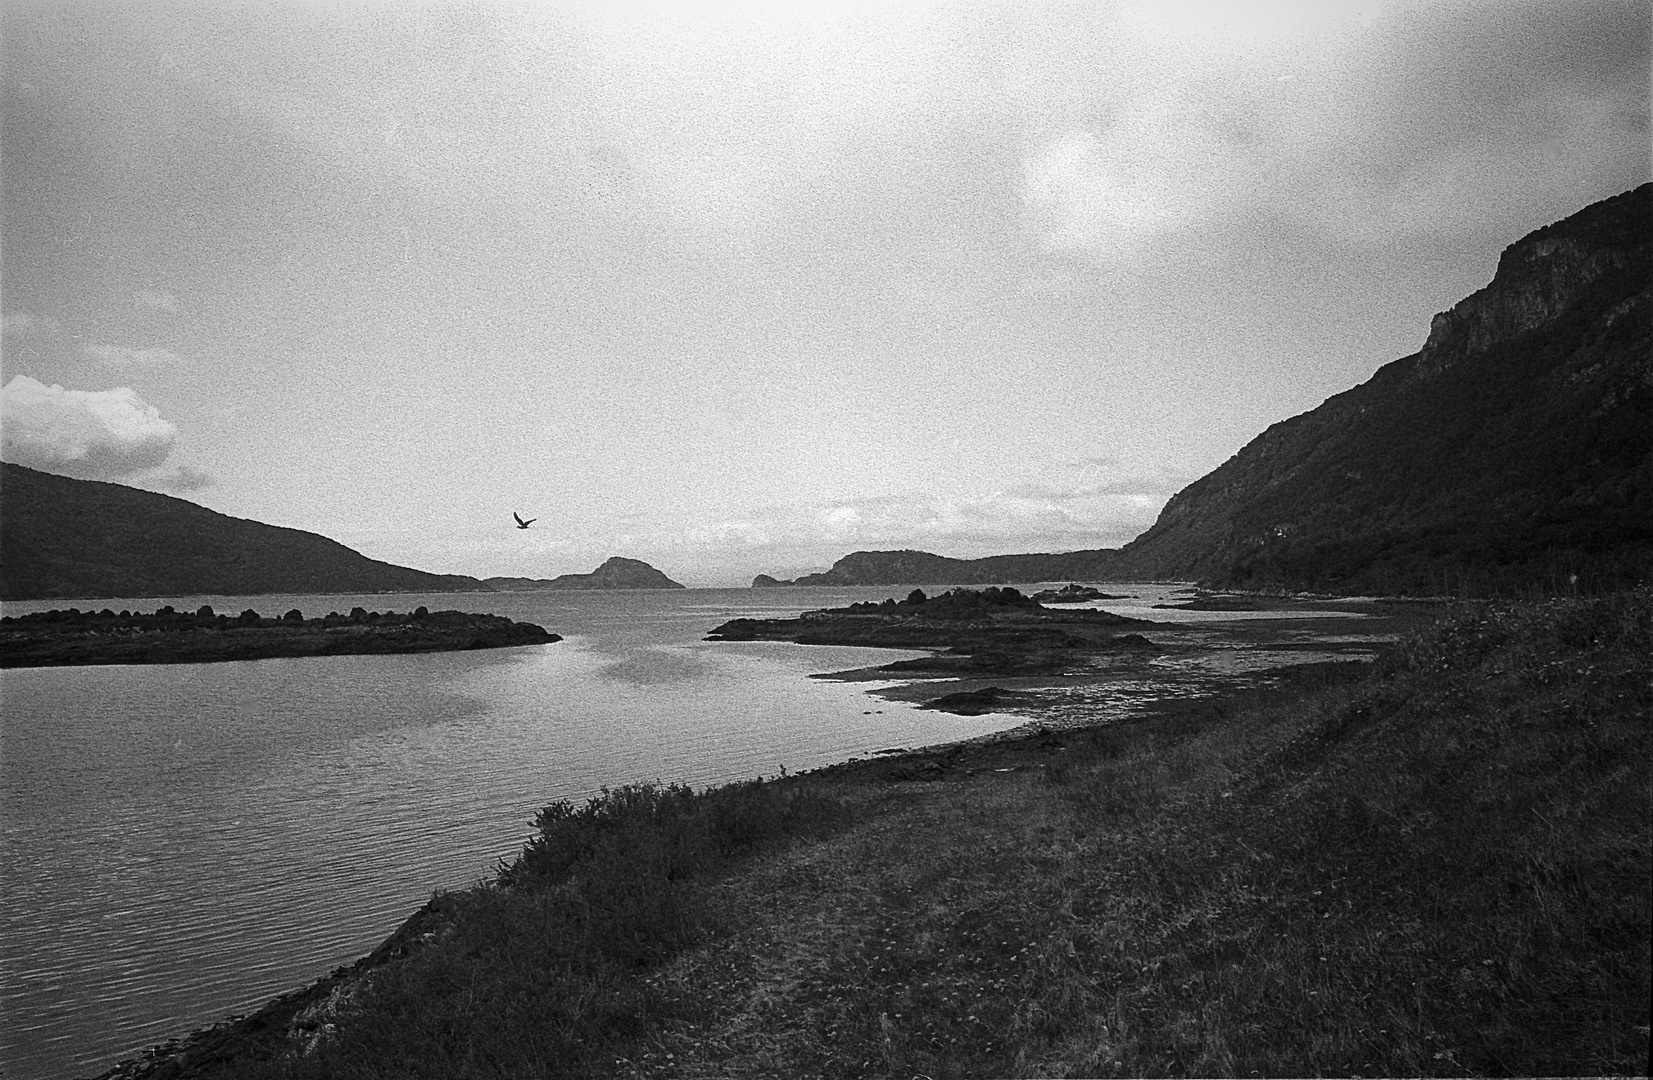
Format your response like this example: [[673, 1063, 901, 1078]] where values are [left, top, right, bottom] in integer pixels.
[[513, 512, 536, 530]]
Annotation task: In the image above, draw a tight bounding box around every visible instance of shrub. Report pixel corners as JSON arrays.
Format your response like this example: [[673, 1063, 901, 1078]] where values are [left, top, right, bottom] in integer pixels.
[[504, 780, 847, 889], [283, 608, 304, 623]]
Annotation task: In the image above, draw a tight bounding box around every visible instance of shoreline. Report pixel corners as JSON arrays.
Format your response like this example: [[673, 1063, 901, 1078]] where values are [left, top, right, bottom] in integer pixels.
[[84, 589, 1437, 1080], [89, 695, 1276, 1080]]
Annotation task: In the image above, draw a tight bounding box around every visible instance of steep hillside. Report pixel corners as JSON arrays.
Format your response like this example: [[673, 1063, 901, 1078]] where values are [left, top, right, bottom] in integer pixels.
[[486, 556, 685, 590], [1115, 184, 1653, 594], [0, 464, 486, 600]]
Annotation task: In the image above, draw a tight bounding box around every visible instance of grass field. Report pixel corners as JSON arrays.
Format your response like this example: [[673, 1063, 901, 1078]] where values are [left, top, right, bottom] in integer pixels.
[[156, 590, 1651, 1078]]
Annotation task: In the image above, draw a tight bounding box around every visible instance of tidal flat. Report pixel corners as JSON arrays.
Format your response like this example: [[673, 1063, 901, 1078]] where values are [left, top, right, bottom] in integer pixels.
[[95, 589, 1651, 1078]]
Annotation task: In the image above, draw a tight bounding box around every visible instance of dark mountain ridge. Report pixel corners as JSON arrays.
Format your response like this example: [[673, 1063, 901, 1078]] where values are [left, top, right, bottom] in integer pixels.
[[756, 184, 1652, 595], [1114, 182, 1652, 594], [0, 464, 486, 601]]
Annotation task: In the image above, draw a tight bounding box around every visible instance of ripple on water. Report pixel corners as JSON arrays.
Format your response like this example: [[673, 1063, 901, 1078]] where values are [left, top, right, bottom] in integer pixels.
[[2, 588, 1029, 1080], [4, 583, 1370, 1079]]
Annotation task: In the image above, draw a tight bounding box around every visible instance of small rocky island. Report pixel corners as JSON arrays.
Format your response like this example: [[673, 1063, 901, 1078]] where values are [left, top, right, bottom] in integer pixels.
[[707, 586, 1159, 678], [485, 556, 685, 591], [1029, 583, 1129, 603], [0, 605, 559, 668]]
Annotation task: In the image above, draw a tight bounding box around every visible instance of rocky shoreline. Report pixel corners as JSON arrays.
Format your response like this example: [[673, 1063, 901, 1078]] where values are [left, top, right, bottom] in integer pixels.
[[0, 605, 558, 667]]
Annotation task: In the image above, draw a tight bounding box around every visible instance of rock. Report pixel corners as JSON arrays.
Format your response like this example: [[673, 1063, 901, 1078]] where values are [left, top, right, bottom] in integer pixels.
[[919, 686, 1019, 716], [1031, 584, 1128, 603]]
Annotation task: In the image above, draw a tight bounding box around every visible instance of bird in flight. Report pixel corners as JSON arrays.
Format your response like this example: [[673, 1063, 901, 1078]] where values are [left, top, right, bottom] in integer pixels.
[[513, 512, 536, 530]]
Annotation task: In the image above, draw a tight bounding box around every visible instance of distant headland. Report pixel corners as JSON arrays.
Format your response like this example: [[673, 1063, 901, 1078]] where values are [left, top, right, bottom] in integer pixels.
[[486, 556, 685, 591], [0, 464, 687, 601]]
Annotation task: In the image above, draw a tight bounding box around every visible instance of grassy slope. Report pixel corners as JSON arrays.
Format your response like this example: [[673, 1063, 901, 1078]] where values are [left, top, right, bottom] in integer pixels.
[[172, 592, 1649, 1079], [0, 463, 484, 601]]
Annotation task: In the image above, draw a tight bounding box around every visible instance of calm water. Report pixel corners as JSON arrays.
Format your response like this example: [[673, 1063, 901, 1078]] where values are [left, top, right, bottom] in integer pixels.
[[0, 584, 1391, 1080], [1, 586, 1028, 1080]]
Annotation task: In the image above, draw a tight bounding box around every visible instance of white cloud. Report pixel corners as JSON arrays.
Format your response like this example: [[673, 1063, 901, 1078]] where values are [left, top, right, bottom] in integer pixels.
[[1011, 1, 1650, 267], [133, 288, 181, 312], [1, 311, 62, 336], [620, 483, 1169, 562], [82, 343, 185, 366], [1021, 121, 1210, 265], [818, 504, 862, 536], [155, 464, 214, 492], [1, 375, 179, 478]]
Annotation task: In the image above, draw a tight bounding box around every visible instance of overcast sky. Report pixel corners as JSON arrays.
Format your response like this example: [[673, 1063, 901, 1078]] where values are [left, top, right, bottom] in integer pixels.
[[2, 1, 1647, 586]]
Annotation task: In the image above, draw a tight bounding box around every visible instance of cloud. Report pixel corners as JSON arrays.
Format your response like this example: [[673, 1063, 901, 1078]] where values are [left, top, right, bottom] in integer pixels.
[[1020, 120, 1212, 265], [1012, 0, 1651, 265], [81, 343, 185, 366], [133, 288, 181, 312], [1, 311, 62, 336], [621, 483, 1169, 564], [155, 464, 214, 492], [1, 375, 178, 478], [1001, 478, 1166, 501]]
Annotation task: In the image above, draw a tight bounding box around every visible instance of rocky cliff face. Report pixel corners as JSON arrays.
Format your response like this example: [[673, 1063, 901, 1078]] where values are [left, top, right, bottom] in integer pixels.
[[1420, 197, 1648, 366], [1114, 184, 1652, 594]]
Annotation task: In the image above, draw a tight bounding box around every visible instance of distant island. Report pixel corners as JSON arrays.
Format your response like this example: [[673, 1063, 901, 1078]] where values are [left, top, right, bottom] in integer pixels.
[[486, 557, 685, 591], [0, 605, 559, 668]]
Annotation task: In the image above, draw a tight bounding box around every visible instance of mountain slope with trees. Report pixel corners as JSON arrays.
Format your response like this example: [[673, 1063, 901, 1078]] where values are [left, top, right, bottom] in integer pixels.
[[1112, 184, 1652, 594], [755, 185, 1652, 596], [0, 464, 486, 600]]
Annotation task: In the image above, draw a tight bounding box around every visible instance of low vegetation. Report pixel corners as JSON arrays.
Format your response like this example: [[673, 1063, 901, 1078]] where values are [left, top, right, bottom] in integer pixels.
[[140, 591, 1650, 1078], [1, 606, 557, 667]]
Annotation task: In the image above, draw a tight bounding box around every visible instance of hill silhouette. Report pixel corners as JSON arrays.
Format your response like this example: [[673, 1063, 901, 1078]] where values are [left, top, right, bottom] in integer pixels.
[[0, 464, 486, 601], [486, 557, 685, 590], [1115, 183, 1652, 594], [757, 185, 1652, 595]]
